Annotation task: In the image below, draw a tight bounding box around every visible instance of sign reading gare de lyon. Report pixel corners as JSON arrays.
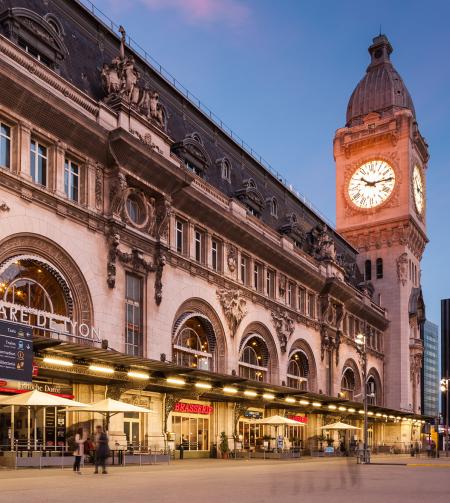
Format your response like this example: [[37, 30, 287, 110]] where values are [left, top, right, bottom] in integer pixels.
[[0, 301, 101, 342]]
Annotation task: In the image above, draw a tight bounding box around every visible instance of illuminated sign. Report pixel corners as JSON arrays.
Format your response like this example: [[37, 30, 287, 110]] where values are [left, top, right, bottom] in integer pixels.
[[0, 320, 33, 382], [0, 301, 101, 341], [288, 415, 308, 424], [173, 402, 213, 415]]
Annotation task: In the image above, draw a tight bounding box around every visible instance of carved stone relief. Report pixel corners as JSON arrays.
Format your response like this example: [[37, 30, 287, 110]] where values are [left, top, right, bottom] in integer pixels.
[[311, 224, 336, 261], [271, 307, 294, 353], [226, 243, 237, 273], [396, 252, 408, 286], [216, 288, 247, 337], [101, 27, 166, 130], [0, 201, 10, 213], [95, 164, 103, 210]]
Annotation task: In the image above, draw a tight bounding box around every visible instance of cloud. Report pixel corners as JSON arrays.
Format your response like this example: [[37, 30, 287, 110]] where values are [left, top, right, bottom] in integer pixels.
[[136, 0, 250, 27]]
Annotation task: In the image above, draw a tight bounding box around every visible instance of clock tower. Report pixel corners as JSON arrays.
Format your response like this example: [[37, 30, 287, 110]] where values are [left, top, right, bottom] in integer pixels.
[[334, 35, 429, 413]]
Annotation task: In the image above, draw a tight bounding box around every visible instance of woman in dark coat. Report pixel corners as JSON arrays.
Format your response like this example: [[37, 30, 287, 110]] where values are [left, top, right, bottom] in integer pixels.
[[94, 425, 109, 474]]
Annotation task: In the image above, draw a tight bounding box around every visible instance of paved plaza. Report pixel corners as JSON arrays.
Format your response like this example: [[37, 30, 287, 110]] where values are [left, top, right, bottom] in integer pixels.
[[0, 456, 449, 503]]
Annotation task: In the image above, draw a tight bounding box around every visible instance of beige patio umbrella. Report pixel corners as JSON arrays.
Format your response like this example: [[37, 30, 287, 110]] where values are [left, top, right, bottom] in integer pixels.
[[0, 390, 88, 450], [320, 421, 360, 430], [255, 415, 304, 452], [68, 398, 153, 430]]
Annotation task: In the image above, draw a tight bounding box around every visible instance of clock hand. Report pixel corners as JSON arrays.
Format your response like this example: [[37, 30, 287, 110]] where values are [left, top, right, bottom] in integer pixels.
[[373, 176, 394, 184], [358, 177, 376, 187]]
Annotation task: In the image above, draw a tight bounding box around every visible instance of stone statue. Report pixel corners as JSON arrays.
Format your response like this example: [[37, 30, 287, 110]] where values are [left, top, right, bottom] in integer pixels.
[[122, 57, 139, 101], [109, 171, 127, 218], [217, 288, 247, 337], [397, 252, 408, 286], [147, 196, 156, 236], [149, 91, 165, 128], [313, 224, 336, 261]]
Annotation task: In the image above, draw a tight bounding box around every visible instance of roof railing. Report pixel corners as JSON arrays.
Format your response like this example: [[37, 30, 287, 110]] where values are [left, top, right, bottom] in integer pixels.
[[77, 0, 335, 228]]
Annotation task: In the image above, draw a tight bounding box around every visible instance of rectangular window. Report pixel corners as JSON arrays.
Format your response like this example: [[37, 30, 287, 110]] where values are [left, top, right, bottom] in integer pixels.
[[125, 273, 143, 356], [176, 220, 184, 254], [287, 283, 295, 308], [298, 287, 306, 314], [211, 239, 219, 272], [253, 262, 261, 291], [195, 229, 204, 263], [266, 269, 275, 298], [64, 159, 79, 202], [0, 123, 11, 169], [241, 255, 248, 285], [307, 292, 315, 318], [30, 139, 47, 186]]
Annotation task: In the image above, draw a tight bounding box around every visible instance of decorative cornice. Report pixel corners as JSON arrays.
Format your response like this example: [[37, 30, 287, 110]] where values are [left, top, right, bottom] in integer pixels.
[[0, 34, 99, 117]]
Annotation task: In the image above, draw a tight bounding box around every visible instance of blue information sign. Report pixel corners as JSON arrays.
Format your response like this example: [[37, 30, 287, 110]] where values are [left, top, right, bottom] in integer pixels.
[[0, 320, 33, 382]]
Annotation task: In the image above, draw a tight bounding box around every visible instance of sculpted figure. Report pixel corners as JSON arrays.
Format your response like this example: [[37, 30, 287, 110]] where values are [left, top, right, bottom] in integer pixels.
[[122, 57, 139, 101], [110, 172, 127, 218]]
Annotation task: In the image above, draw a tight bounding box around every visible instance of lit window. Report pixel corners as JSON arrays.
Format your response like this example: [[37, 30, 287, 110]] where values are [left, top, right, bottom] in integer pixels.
[[239, 336, 269, 382], [287, 351, 309, 390], [341, 368, 356, 400], [64, 159, 79, 202], [30, 139, 47, 186], [173, 317, 214, 371], [0, 123, 11, 169], [125, 273, 143, 356]]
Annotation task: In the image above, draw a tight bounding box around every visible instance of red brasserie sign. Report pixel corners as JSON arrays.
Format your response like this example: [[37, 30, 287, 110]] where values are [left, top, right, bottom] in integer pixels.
[[173, 402, 213, 415], [288, 415, 308, 424]]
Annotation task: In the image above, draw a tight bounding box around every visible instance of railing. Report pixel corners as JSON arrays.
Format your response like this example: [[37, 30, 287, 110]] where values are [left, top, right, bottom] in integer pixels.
[[75, 0, 335, 229]]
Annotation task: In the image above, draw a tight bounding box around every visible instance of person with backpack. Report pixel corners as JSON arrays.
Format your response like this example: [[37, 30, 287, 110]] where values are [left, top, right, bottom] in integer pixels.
[[94, 425, 110, 474], [73, 427, 86, 474]]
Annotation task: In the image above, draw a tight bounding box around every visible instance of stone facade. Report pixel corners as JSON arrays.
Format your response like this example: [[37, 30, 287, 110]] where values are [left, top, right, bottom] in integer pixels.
[[0, 3, 425, 455]]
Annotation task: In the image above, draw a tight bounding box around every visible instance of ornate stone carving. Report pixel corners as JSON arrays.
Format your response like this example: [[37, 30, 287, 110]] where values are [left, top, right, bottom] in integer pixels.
[[409, 352, 423, 385], [279, 213, 305, 247], [154, 247, 166, 306], [0, 201, 10, 213], [129, 128, 162, 154], [336, 253, 356, 281], [101, 27, 166, 130], [235, 179, 264, 215], [156, 198, 171, 241], [226, 243, 237, 273], [95, 164, 103, 210], [271, 307, 294, 353], [106, 230, 155, 288], [396, 252, 408, 286], [311, 224, 336, 261], [109, 170, 128, 219], [216, 288, 247, 337]]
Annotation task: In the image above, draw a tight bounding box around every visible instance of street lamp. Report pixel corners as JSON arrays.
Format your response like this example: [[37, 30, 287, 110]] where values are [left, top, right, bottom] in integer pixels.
[[355, 331, 370, 464], [441, 377, 450, 456]]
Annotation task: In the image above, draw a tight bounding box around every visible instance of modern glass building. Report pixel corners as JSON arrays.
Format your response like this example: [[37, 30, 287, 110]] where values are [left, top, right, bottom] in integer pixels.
[[423, 320, 439, 417]]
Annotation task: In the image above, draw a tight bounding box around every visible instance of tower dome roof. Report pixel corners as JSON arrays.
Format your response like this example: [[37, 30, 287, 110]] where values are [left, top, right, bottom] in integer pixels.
[[346, 35, 415, 127]]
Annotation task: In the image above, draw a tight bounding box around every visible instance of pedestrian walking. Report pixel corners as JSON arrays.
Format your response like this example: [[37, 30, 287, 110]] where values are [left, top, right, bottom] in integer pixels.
[[73, 427, 86, 474], [94, 425, 110, 474]]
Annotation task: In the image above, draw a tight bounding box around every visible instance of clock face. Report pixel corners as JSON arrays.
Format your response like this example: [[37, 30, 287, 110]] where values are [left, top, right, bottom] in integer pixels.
[[412, 165, 424, 214], [348, 160, 396, 209]]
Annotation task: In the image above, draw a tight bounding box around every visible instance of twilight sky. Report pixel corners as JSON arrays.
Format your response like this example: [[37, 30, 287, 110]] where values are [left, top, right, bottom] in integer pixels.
[[88, 0, 450, 328]]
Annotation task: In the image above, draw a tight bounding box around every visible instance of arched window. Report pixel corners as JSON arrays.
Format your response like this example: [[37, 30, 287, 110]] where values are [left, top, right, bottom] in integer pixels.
[[364, 259, 372, 281], [269, 198, 278, 218], [367, 376, 377, 405], [239, 335, 269, 382], [0, 255, 72, 336], [287, 351, 309, 390], [173, 316, 216, 371], [220, 158, 231, 182], [341, 368, 356, 400], [376, 258, 383, 279]]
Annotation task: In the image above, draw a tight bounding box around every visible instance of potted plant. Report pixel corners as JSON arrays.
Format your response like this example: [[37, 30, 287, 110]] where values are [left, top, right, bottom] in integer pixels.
[[219, 432, 229, 459]]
